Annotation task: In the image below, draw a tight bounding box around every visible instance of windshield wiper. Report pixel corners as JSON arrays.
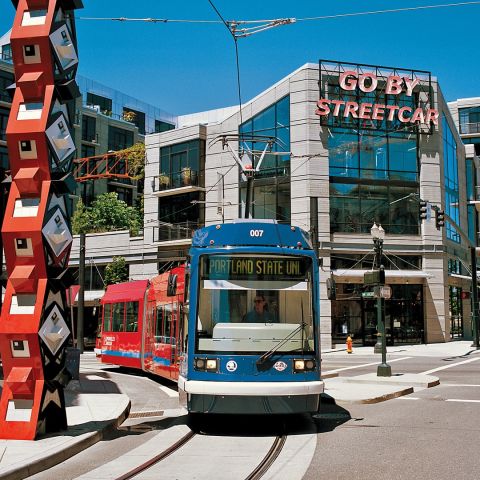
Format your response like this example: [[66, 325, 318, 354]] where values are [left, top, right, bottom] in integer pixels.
[[256, 320, 307, 366]]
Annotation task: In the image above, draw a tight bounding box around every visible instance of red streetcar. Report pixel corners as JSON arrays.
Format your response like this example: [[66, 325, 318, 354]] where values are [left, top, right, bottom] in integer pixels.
[[99, 265, 186, 381]]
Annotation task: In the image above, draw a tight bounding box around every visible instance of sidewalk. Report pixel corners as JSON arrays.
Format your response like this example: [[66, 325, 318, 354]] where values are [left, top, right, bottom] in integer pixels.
[[0, 342, 478, 480], [321, 340, 480, 404], [0, 372, 130, 480]]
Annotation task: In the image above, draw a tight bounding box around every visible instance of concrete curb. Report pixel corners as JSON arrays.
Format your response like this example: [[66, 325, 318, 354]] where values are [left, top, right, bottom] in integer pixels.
[[0, 399, 131, 480]]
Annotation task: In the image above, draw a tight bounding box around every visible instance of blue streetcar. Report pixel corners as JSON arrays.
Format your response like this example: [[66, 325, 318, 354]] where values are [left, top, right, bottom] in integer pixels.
[[178, 220, 324, 415]]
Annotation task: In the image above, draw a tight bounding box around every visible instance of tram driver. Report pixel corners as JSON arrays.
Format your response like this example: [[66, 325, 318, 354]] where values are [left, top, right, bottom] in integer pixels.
[[243, 293, 277, 323]]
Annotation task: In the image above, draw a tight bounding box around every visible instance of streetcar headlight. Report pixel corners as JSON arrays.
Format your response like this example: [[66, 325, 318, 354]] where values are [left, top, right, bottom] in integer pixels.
[[294, 360, 305, 371], [293, 359, 316, 372], [206, 358, 218, 372], [194, 357, 206, 371]]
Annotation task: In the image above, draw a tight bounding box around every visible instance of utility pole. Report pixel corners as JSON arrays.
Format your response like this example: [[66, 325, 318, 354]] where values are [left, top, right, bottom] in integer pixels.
[[77, 232, 86, 353]]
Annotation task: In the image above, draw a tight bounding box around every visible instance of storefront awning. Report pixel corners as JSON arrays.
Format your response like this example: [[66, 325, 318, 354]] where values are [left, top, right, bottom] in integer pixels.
[[449, 273, 480, 281], [332, 269, 432, 280], [67, 286, 105, 307]]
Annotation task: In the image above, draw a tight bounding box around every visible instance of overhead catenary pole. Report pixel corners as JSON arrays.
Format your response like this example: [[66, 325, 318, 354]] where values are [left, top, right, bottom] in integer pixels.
[[470, 246, 480, 348], [77, 232, 86, 353]]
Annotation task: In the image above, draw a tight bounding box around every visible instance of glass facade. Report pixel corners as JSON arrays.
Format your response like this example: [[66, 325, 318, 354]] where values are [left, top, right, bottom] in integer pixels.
[[465, 158, 476, 245], [329, 129, 419, 234], [442, 116, 460, 243], [239, 96, 291, 221]]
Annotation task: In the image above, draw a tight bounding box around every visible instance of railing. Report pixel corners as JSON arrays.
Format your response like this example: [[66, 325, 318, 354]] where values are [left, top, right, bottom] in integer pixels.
[[153, 169, 201, 192], [153, 221, 200, 242], [460, 122, 480, 135]]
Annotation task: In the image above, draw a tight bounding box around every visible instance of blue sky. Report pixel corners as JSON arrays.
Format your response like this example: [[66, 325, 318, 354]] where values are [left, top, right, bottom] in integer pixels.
[[1, 1, 479, 115]]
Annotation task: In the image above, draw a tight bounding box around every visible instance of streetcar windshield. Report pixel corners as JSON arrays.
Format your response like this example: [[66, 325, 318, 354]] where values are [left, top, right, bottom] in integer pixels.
[[195, 254, 316, 354]]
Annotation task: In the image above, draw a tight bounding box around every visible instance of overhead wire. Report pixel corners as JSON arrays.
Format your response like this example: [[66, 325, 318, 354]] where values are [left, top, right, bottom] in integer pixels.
[[75, 2, 480, 26]]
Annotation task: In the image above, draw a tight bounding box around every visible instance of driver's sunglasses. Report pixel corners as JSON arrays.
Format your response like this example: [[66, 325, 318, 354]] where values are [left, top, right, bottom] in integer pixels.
[[254, 299, 263, 303]]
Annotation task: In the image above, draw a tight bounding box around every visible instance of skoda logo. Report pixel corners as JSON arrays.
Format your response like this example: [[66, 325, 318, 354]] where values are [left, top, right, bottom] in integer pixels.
[[226, 360, 237, 372], [274, 361, 287, 372]]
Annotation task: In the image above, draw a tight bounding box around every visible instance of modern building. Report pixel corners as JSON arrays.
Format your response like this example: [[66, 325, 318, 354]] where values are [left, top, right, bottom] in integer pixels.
[[140, 61, 477, 349]]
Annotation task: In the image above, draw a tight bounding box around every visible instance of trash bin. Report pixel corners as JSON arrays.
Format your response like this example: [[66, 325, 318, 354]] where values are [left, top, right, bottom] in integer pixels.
[[65, 347, 80, 380]]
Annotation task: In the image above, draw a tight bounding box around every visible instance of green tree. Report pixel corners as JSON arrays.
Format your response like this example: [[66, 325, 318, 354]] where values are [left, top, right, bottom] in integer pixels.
[[104, 256, 129, 285], [71, 198, 90, 235], [71, 192, 142, 236]]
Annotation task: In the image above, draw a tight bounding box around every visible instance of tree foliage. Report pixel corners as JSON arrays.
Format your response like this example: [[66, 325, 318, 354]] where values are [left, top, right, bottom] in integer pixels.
[[104, 256, 129, 285], [71, 192, 142, 236], [117, 142, 145, 180]]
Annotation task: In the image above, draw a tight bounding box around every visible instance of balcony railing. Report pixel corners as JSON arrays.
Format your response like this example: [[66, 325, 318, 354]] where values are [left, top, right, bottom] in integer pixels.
[[460, 122, 480, 135], [153, 169, 201, 192], [153, 221, 200, 243]]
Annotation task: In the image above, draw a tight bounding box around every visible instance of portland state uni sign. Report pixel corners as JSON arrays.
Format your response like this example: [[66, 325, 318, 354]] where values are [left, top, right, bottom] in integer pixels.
[[317, 60, 438, 135]]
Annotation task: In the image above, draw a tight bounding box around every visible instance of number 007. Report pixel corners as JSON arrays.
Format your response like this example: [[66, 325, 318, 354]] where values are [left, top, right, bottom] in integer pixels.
[[250, 229, 264, 237]]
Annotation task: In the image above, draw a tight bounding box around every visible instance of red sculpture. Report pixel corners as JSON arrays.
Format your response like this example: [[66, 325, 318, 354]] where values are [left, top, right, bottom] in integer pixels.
[[0, 0, 82, 439]]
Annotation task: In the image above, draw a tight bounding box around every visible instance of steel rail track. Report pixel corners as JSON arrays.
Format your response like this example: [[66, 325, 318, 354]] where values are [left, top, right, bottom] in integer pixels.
[[114, 430, 196, 480], [245, 435, 287, 480]]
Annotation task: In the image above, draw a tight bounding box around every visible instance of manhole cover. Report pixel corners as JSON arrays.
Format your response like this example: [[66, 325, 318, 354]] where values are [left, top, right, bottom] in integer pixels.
[[129, 410, 164, 418]]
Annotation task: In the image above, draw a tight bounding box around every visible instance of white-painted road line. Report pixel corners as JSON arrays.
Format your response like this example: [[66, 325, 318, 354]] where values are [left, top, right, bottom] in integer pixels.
[[445, 399, 480, 403], [324, 357, 411, 374], [441, 384, 480, 387], [421, 357, 480, 375]]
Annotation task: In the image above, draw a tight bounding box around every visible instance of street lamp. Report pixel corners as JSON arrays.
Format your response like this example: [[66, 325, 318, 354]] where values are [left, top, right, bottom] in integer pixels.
[[371, 222, 391, 377]]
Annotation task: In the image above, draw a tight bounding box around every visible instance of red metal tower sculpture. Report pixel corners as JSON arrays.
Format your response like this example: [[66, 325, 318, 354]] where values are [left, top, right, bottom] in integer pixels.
[[0, 0, 82, 439]]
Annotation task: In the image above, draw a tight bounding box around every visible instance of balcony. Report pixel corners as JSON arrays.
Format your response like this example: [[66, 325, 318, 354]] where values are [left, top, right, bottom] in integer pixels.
[[153, 221, 200, 245], [460, 122, 480, 135], [152, 168, 205, 197]]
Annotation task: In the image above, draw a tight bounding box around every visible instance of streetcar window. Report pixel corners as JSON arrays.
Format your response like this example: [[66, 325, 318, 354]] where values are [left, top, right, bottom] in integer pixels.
[[195, 254, 316, 354], [112, 303, 125, 332], [125, 302, 138, 332], [164, 304, 172, 339], [103, 304, 112, 331], [155, 306, 163, 339]]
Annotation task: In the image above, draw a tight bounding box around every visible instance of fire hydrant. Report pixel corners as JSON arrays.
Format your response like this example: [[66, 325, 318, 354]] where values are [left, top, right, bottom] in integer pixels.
[[346, 335, 353, 354]]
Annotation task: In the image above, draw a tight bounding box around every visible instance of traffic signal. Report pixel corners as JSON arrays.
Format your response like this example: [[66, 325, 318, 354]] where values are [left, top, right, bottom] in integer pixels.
[[435, 210, 445, 230], [419, 200, 428, 221]]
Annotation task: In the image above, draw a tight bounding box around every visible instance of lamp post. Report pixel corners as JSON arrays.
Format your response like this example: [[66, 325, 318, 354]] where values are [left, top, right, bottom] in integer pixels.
[[371, 223, 391, 377]]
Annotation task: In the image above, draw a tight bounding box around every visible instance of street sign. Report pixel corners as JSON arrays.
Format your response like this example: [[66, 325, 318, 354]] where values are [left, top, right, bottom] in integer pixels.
[[361, 291, 375, 299], [374, 285, 392, 299]]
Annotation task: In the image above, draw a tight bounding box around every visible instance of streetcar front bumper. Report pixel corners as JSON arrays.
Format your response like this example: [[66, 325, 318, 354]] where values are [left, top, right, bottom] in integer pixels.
[[178, 377, 324, 414]]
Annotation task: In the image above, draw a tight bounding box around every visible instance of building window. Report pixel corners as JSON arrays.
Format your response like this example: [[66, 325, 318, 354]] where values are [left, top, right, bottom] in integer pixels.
[[0, 145, 8, 170], [108, 126, 134, 151], [331, 254, 421, 270], [1, 44, 12, 62], [466, 158, 476, 245], [155, 120, 175, 133], [0, 107, 9, 141], [86, 92, 112, 115], [0, 70, 14, 103], [330, 183, 419, 234], [158, 192, 202, 226], [160, 140, 204, 188], [238, 96, 290, 221], [442, 116, 460, 243], [81, 144, 96, 159], [122, 107, 145, 135], [81, 115, 96, 142], [459, 106, 480, 135]]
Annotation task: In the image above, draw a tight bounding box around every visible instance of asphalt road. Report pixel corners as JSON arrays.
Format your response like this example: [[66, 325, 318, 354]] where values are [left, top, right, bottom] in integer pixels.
[[27, 349, 480, 480]]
